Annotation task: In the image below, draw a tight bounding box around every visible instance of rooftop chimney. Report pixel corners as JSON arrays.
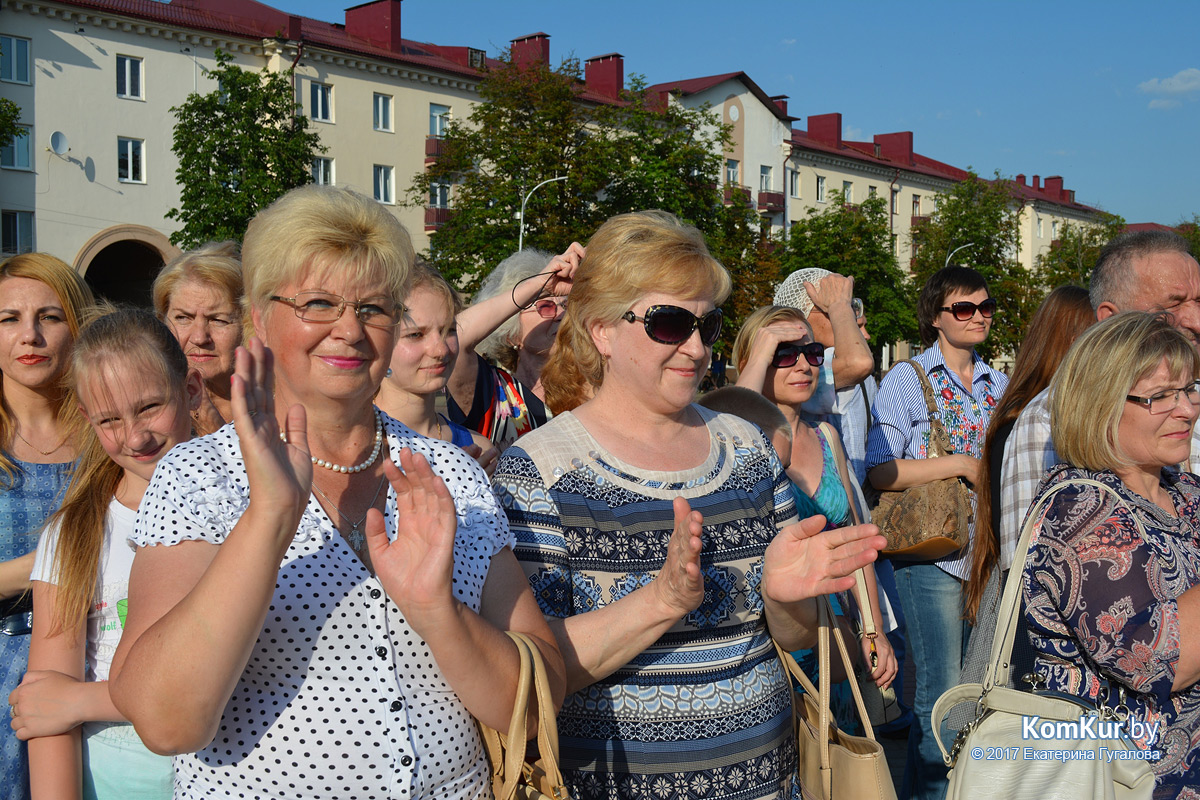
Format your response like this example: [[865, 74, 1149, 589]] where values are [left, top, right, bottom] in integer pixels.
[[511, 32, 550, 67], [808, 113, 842, 148], [585, 53, 623, 100], [1032, 175, 1041, 191], [345, 0, 402, 52], [1016, 174, 1026, 186], [770, 95, 789, 116], [1044, 176, 1064, 201], [874, 131, 914, 166]]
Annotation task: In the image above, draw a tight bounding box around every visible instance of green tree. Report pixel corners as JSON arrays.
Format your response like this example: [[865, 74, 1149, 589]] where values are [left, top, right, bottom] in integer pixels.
[[1033, 212, 1125, 290], [782, 193, 916, 348], [0, 42, 24, 150], [1177, 215, 1200, 259], [909, 170, 1032, 360], [166, 50, 323, 248], [407, 55, 734, 293]]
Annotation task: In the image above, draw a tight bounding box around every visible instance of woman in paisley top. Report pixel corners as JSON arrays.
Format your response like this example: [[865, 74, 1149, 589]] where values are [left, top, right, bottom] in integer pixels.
[[0, 253, 93, 800], [492, 210, 885, 800], [865, 265, 1008, 800], [1022, 312, 1200, 799]]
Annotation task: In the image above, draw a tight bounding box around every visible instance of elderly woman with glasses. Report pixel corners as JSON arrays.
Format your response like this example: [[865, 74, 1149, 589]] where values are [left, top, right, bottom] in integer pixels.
[[1021, 311, 1200, 797], [491, 210, 885, 800], [446, 244, 584, 450], [109, 185, 563, 800]]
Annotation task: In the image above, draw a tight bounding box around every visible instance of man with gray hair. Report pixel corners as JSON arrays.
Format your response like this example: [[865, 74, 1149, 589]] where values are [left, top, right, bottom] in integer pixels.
[[999, 230, 1200, 572]]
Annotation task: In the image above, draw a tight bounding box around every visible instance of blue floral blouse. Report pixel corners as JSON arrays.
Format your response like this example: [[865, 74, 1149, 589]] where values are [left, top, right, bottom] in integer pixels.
[[1021, 465, 1200, 799]]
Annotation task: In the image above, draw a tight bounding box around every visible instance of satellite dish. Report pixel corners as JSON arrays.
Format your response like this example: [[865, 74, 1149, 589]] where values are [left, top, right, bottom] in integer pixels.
[[49, 131, 70, 156]]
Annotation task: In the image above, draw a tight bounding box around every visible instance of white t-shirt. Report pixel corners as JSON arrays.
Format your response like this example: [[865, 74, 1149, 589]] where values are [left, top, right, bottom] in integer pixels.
[[31, 498, 137, 683]]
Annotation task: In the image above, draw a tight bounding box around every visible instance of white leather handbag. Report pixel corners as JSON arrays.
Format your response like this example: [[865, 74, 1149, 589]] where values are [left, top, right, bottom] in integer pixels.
[[932, 479, 1156, 800]]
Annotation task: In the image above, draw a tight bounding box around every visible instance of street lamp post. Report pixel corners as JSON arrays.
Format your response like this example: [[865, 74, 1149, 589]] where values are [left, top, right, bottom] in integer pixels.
[[945, 242, 976, 269], [518, 176, 567, 251]]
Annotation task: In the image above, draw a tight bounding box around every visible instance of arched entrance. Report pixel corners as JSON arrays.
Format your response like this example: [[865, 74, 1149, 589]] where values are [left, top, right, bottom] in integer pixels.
[[74, 225, 180, 307]]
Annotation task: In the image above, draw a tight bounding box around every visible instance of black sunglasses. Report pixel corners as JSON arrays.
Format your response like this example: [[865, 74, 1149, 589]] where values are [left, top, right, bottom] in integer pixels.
[[940, 298, 997, 321], [622, 305, 724, 346], [772, 341, 825, 368]]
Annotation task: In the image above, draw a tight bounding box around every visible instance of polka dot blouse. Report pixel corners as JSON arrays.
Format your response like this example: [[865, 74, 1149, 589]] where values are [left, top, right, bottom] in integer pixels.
[[131, 413, 513, 800]]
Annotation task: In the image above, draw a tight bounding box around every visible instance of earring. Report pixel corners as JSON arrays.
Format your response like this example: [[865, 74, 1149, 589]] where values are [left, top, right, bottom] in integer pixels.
[[386, 368, 392, 377]]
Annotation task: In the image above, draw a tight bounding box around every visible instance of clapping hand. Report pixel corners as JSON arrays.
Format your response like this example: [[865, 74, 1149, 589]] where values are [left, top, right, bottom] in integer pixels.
[[762, 515, 886, 604], [651, 497, 705, 619]]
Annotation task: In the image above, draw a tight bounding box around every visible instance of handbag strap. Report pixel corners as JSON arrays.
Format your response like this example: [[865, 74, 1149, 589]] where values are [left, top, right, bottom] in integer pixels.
[[496, 631, 568, 800], [983, 478, 1148, 692], [818, 422, 876, 640], [896, 359, 952, 458]]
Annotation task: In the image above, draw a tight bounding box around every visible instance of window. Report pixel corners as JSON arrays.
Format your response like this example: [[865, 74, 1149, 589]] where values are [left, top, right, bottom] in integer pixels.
[[1, 210, 33, 254], [429, 181, 450, 209], [117, 137, 144, 182], [429, 103, 450, 137], [890, 189, 898, 214], [373, 93, 392, 132], [311, 157, 333, 186], [116, 55, 142, 99], [1052, 220, 1059, 239], [869, 185, 877, 199], [759, 166, 772, 192], [912, 195, 921, 216], [789, 169, 800, 198], [1037, 216, 1044, 238], [310, 82, 332, 122], [0, 124, 31, 170], [816, 176, 826, 203], [725, 159, 739, 185], [843, 181, 853, 203], [373, 165, 393, 204], [0, 35, 30, 84]]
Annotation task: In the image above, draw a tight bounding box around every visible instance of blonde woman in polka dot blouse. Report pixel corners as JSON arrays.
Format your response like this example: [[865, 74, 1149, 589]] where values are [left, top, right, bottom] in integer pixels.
[[107, 185, 564, 800]]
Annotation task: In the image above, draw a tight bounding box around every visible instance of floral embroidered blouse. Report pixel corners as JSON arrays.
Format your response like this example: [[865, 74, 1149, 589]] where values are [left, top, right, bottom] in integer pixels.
[[1021, 465, 1200, 799], [864, 340, 1007, 579]]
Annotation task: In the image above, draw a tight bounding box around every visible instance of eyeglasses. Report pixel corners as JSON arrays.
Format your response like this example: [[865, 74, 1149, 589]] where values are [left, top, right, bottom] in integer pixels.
[[939, 298, 997, 321], [524, 297, 567, 319], [771, 341, 825, 368], [851, 297, 864, 321], [1126, 381, 1200, 415], [621, 305, 723, 346], [270, 291, 403, 328]]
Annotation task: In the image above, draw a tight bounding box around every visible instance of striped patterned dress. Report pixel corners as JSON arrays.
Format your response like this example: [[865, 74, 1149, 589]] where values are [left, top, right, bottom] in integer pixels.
[[492, 408, 801, 800]]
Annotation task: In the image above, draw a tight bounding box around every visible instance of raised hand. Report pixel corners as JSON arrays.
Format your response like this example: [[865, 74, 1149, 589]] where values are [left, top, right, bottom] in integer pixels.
[[365, 449, 459, 631], [762, 515, 886, 604], [803, 272, 855, 316], [542, 242, 585, 297], [651, 497, 705, 619], [9, 670, 86, 740], [231, 338, 312, 524]]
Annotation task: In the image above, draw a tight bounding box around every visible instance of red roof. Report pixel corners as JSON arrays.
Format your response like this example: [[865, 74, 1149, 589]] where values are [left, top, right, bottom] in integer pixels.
[[1124, 222, 1179, 234], [646, 72, 797, 122]]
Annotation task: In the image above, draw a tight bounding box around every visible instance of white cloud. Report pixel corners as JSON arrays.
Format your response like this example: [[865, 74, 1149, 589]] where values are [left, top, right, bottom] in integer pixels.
[[845, 125, 862, 139], [1149, 98, 1181, 110], [1138, 67, 1200, 95], [781, 38, 796, 46]]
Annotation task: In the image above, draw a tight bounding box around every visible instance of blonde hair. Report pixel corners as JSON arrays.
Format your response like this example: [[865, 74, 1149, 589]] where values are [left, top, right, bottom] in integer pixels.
[[1051, 311, 1200, 472], [541, 210, 732, 415], [698, 386, 791, 440], [0, 253, 95, 484], [407, 260, 463, 319], [240, 185, 414, 336], [731, 305, 809, 373], [152, 240, 243, 318], [473, 249, 554, 371], [46, 307, 190, 637]]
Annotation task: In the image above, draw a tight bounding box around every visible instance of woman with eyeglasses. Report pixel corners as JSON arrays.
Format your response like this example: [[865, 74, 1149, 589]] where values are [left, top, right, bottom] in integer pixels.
[[864, 264, 1008, 800], [445, 244, 583, 450], [732, 305, 898, 718], [108, 185, 564, 800], [492, 210, 886, 800], [1020, 312, 1200, 797]]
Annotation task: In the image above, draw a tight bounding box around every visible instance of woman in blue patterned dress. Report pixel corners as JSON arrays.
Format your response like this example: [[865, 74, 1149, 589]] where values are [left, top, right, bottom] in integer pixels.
[[492, 210, 886, 800], [0, 253, 94, 800], [864, 265, 1008, 800], [1022, 312, 1200, 799]]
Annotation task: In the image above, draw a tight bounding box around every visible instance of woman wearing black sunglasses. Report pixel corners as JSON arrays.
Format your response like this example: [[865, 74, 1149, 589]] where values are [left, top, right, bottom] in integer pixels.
[[864, 265, 1009, 800], [491, 210, 886, 800], [732, 305, 898, 704]]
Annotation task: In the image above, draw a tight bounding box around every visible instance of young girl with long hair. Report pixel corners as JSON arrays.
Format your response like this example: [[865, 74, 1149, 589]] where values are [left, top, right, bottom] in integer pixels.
[[9, 308, 200, 800]]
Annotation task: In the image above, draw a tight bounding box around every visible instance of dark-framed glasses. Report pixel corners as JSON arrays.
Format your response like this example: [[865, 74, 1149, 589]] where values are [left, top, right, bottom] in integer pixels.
[[1126, 381, 1200, 415], [940, 298, 997, 321], [525, 297, 567, 319], [772, 341, 825, 368], [621, 305, 723, 346], [270, 291, 403, 328]]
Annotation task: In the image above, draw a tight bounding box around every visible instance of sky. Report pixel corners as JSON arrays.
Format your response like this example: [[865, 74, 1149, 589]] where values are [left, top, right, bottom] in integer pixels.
[[275, 0, 1200, 226]]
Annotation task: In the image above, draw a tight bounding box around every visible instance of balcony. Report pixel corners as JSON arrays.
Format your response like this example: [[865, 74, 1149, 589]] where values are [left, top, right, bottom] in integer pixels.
[[425, 136, 445, 163], [724, 184, 751, 206], [757, 190, 785, 214], [911, 214, 931, 229], [424, 206, 453, 231]]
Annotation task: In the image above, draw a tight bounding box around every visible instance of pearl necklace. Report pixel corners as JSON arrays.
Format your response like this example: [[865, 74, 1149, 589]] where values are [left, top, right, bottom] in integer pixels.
[[281, 410, 384, 474]]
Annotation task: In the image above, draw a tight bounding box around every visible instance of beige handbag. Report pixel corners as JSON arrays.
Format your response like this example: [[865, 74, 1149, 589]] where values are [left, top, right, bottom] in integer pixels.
[[479, 631, 572, 800], [819, 423, 903, 728], [932, 479, 1155, 800], [866, 360, 971, 560], [775, 596, 898, 800]]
